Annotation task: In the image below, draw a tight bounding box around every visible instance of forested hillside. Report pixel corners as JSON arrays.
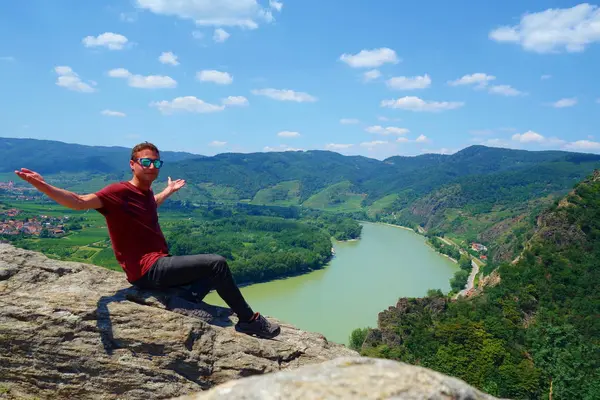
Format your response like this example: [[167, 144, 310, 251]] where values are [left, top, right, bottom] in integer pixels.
[[352, 170, 600, 399], [4, 137, 600, 262], [0, 137, 202, 175]]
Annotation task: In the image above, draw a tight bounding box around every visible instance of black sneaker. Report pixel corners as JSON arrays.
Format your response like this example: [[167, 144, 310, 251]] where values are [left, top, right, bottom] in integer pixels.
[[235, 312, 281, 339]]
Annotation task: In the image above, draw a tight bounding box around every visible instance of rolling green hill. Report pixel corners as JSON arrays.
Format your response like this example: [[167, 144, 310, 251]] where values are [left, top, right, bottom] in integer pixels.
[[251, 180, 301, 206], [3, 137, 600, 262], [0, 137, 202, 175], [303, 181, 366, 211]]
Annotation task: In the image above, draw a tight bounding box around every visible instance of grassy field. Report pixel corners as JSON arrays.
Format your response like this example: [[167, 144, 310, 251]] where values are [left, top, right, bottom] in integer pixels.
[[367, 193, 398, 217], [2, 199, 147, 272], [199, 183, 241, 201], [251, 180, 301, 206], [303, 181, 366, 211]]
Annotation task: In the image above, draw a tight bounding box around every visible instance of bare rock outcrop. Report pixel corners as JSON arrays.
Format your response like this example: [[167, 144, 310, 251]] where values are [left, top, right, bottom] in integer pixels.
[[0, 244, 356, 399], [171, 356, 501, 400]]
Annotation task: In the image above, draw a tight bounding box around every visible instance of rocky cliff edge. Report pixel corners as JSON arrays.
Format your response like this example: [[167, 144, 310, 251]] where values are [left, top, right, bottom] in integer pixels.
[[0, 243, 355, 399], [0, 243, 501, 400]]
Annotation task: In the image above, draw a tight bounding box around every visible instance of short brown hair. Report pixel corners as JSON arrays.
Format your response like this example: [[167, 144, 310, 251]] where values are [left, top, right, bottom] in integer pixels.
[[131, 141, 160, 160]]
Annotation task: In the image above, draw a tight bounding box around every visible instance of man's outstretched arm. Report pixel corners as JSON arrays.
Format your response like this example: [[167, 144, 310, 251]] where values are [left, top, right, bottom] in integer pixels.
[[14, 168, 103, 210], [155, 176, 186, 207]]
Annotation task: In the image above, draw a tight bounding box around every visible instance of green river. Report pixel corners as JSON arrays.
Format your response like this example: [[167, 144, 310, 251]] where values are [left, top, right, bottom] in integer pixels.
[[204, 221, 459, 346]]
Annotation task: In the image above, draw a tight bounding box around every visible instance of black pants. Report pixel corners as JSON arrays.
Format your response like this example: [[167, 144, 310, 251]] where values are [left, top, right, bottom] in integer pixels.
[[132, 254, 254, 321]]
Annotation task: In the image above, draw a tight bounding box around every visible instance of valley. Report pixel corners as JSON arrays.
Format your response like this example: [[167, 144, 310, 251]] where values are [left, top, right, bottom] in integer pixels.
[[2, 138, 600, 399]]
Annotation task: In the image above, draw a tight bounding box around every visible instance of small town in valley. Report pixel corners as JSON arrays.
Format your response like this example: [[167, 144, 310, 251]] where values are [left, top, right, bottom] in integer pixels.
[[0, 208, 69, 237], [1, 181, 69, 237]]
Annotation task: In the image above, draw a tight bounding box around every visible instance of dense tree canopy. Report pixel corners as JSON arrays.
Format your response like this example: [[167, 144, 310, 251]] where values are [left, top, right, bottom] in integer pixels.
[[354, 171, 600, 399]]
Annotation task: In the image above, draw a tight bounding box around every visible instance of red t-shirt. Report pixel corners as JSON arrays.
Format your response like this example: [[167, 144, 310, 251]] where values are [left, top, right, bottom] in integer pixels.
[[94, 181, 169, 282]]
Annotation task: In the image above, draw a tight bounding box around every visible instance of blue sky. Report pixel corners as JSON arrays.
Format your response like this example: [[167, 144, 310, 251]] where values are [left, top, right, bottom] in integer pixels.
[[1, 0, 599, 159]]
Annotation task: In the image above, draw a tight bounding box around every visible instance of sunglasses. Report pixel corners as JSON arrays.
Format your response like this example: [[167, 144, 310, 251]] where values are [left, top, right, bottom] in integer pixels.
[[136, 158, 164, 169]]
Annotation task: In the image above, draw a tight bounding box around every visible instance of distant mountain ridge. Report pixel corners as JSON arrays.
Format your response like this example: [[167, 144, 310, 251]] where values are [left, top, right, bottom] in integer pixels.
[[3, 137, 600, 262], [0, 137, 203, 175]]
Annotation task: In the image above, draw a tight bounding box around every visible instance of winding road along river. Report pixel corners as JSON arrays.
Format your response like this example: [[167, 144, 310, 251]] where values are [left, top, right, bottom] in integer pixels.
[[205, 221, 459, 346]]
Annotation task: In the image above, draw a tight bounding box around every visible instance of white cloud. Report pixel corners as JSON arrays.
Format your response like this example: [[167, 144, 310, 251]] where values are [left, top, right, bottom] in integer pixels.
[[448, 73, 496, 87], [340, 118, 360, 124], [564, 140, 600, 151], [421, 147, 454, 155], [541, 74, 552, 80], [108, 68, 130, 78], [325, 143, 353, 151], [197, 70, 233, 85], [489, 4, 600, 53], [0, 56, 15, 62], [269, 0, 283, 12], [264, 145, 303, 152], [363, 69, 382, 82], [251, 88, 317, 102], [120, 12, 138, 22], [277, 131, 300, 138], [381, 96, 464, 112], [82, 32, 128, 50], [222, 96, 249, 106], [209, 140, 227, 147], [387, 74, 431, 90], [481, 131, 566, 148], [552, 97, 577, 108], [488, 85, 525, 96], [108, 68, 176, 89], [395, 135, 430, 144], [159, 51, 179, 66], [135, 0, 278, 29], [365, 125, 409, 135], [151, 96, 225, 114], [54, 66, 96, 93], [512, 130, 545, 143], [192, 31, 204, 40], [213, 28, 230, 43], [360, 141, 388, 150], [479, 138, 512, 147], [101, 110, 126, 117], [339, 48, 400, 68], [448, 74, 524, 96]]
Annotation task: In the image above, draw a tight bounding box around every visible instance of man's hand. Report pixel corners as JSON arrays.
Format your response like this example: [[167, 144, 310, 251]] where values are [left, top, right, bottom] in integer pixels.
[[166, 176, 186, 194], [155, 177, 186, 207], [14, 168, 45, 188]]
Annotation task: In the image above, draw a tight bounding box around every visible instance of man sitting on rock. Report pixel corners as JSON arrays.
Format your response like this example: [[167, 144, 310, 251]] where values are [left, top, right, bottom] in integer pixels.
[[14, 141, 281, 339]]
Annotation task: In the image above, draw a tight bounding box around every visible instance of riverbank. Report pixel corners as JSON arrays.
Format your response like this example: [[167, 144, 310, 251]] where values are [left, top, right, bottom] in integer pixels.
[[363, 220, 460, 264], [229, 218, 479, 294], [204, 221, 458, 345], [425, 243, 458, 264], [375, 222, 415, 232]]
